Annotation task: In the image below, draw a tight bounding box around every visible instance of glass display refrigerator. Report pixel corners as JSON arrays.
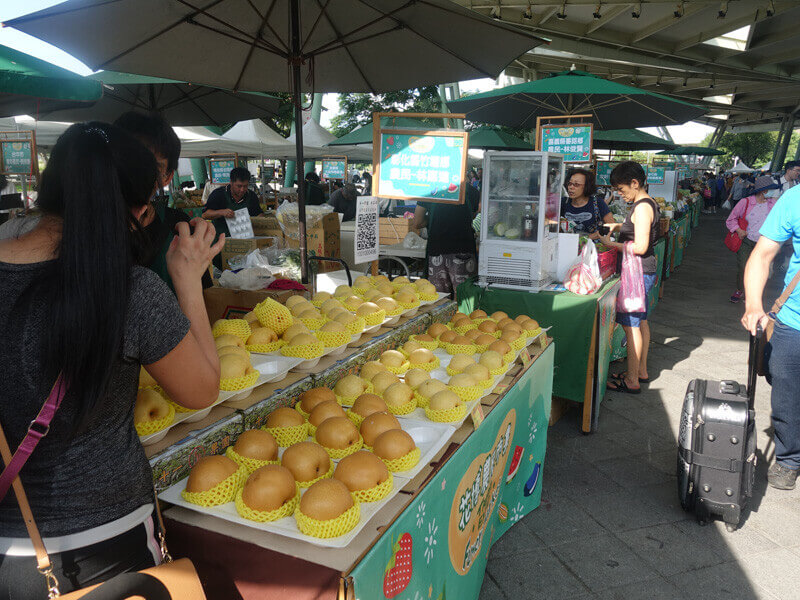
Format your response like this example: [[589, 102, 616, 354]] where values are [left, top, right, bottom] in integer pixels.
[[478, 151, 565, 291]]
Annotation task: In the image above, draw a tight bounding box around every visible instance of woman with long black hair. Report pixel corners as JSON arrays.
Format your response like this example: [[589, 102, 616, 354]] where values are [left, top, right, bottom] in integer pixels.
[[0, 122, 224, 598]]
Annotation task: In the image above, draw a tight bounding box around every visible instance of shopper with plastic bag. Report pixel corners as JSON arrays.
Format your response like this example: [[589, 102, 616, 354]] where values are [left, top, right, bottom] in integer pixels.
[[563, 242, 602, 295], [599, 161, 660, 394]]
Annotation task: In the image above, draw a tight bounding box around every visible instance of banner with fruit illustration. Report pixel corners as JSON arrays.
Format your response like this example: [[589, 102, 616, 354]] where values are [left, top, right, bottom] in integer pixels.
[[351, 344, 554, 600], [375, 130, 468, 204], [540, 125, 592, 163]]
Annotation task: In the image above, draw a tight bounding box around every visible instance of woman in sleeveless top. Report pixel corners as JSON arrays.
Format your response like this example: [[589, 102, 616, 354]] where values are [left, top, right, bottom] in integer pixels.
[[599, 161, 660, 394]]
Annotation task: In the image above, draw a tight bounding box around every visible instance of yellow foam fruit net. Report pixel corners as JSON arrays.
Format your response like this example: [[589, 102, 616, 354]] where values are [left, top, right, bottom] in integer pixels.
[[254, 298, 294, 335], [362, 309, 387, 327], [441, 342, 477, 356], [386, 396, 417, 416], [345, 409, 366, 428], [453, 323, 478, 336], [317, 436, 364, 460], [294, 462, 334, 489], [235, 487, 299, 523], [503, 350, 516, 365], [380, 447, 421, 473], [294, 402, 311, 420], [280, 340, 325, 360], [488, 362, 509, 377], [473, 342, 490, 353], [418, 291, 439, 302], [225, 446, 279, 474], [396, 298, 421, 311], [180, 465, 247, 507], [315, 330, 350, 348], [335, 379, 373, 406], [135, 402, 175, 437], [298, 315, 329, 331], [526, 326, 543, 339], [166, 398, 197, 415], [352, 286, 371, 297], [446, 364, 468, 377], [476, 375, 495, 390], [263, 422, 309, 447], [212, 319, 252, 343], [220, 369, 260, 392], [409, 335, 438, 351], [343, 317, 366, 336], [448, 383, 483, 402], [413, 390, 429, 408], [384, 361, 411, 375], [425, 402, 468, 423], [409, 355, 440, 372], [351, 472, 394, 503], [245, 339, 285, 354], [507, 336, 527, 351], [294, 498, 361, 539]]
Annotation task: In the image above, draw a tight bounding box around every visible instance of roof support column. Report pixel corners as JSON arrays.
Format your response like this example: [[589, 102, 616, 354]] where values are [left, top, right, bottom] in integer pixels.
[[772, 115, 794, 172], [701, 122, 726, 168]]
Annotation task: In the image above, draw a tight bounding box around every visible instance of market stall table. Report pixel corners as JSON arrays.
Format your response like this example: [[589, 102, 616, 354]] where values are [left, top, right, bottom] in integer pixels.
[[145, 297, 554, 600], [457, 277, 618, 432]]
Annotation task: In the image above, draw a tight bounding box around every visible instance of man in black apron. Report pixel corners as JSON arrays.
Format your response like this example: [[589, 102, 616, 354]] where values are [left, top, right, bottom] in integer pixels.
[[203, 167, 263, 238]]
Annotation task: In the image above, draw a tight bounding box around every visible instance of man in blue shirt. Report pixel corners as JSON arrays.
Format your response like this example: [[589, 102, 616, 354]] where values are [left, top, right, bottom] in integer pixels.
[[743, 185, 800, 490]]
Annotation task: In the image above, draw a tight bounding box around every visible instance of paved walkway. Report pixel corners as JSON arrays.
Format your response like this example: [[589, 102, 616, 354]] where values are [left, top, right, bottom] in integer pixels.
[[480, 214, 800, 600]]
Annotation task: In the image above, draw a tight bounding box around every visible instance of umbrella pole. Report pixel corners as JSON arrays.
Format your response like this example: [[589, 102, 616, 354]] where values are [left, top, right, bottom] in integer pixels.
[[290, 0, 308, 284]]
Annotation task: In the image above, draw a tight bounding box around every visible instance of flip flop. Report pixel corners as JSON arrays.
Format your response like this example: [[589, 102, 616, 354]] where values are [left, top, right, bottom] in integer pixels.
[[610, 371, 650, 384], [606, 378, 641, 394]]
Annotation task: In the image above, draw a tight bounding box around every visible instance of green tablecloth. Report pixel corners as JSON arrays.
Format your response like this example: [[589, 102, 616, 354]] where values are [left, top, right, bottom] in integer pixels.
[[457, 278, 619, 403], [648, 238, 666, 311], [672, 215, 690, 268]]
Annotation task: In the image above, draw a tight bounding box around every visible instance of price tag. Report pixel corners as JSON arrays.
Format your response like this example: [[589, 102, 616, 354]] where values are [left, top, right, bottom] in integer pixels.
[[470, 403, 485, 429], [493, 382, 509, 395], [520, 347, 532, 366]]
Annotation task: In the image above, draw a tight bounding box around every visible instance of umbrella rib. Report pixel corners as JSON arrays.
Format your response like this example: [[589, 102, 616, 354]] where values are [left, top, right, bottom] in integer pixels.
[[307, 1, 414, 55], [168, 83, 221, 126], [302, 0, 334, 53], [310, 0, 377, 93], [233, 2, 274, 91], [245, 0, 289, 60]]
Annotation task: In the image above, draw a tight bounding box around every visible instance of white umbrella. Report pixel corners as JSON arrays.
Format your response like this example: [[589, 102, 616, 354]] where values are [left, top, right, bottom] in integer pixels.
[[8, 0, 545, 282], [730, 162, 754, 174], [288, 120, 372, 162]]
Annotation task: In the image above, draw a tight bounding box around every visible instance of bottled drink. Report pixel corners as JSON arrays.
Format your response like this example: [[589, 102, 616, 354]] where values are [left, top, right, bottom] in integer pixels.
[[522, 205, 535, 240]]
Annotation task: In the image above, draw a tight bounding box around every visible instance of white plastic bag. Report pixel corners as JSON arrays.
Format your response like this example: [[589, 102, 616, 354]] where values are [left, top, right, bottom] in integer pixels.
[[402, 231, 426, 250], [563, 242, 602, 295], [721, 199, 732, 210]]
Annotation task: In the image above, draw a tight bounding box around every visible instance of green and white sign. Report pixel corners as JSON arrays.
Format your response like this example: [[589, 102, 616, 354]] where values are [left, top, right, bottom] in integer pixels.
[[540, 125, 592, 162], [377, 130, 467, 203], [262, 165, 275, 182], [321, 158, 347, 180], [351, 344, 554, 600], [647, 166, 666, 185], [595, 161, 618, 186], [1, 140, 34, 174], [209, 158, 236, 182]]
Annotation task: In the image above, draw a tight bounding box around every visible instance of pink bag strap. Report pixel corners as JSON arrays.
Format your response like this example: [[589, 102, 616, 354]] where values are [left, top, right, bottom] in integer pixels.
[[0, 374, 66, 502]]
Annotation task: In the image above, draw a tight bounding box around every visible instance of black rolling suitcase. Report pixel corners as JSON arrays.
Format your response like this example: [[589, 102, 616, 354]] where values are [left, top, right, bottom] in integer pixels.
[[677, 333, 759, 531]]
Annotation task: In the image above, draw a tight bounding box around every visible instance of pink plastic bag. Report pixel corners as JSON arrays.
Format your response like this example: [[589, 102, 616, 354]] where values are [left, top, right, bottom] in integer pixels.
[[617, 242, 646, 313]]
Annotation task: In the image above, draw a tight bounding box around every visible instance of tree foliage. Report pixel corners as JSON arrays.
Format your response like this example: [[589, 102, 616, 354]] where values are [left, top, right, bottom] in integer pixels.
[[699, 130, 798, 169], [329, 87, 442, 137]]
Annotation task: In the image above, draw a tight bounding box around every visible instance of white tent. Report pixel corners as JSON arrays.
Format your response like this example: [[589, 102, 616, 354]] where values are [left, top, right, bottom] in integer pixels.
[[730, 161, 754, 174], [180, 119, 313, 159], [289, 119, 373, 162]]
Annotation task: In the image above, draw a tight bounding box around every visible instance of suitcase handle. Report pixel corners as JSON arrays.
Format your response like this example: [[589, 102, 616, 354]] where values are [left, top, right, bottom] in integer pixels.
[[746, 325, 761, 410]]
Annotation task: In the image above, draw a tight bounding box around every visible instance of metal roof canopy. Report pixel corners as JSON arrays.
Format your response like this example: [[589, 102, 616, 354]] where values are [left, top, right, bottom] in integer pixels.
[[452, 0, 800, 130]]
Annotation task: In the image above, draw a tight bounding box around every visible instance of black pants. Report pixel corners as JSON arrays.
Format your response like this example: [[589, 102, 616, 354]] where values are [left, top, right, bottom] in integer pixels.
[[0, 520, 158, 600]]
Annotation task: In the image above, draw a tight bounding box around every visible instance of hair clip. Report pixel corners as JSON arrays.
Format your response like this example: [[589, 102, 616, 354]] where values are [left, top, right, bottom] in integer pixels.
[[84, 125, 110, 144]]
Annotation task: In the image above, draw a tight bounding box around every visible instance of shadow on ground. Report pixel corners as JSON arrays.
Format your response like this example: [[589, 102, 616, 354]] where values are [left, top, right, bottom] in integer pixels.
[[480, 214, 800, 600]]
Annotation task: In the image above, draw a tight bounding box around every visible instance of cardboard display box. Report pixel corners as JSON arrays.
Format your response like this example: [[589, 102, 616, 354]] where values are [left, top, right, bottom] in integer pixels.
[[379, 217, 412, 245], [250, 215, 284, 239], [203, 286, 308, 323], [283, 212, 341, 272]]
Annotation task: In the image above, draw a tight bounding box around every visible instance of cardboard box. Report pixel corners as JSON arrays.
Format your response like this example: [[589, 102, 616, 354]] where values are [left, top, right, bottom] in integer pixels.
[[250, 215, 283, 239], [379, 217, 412, 245], [203, 286, 308, 323], [284, 212, 341, 273], [220, 237, 279, 270]]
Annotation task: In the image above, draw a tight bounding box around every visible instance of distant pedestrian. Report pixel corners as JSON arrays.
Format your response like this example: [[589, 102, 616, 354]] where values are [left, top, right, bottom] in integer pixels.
[[742, 183, 800, 490], [726, 175, 779, 303], [726, 173, 753, 207]]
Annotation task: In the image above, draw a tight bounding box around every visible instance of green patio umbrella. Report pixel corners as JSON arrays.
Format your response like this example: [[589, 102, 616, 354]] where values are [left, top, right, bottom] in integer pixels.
[[36, 70, 282, 127], [592, 129, 674, 152], [468, 127, 531, 150], [449, 70, 706, 130], [328, 117, 431, 147], [656, 145, 724, 156], [0, 44, 102, 117]]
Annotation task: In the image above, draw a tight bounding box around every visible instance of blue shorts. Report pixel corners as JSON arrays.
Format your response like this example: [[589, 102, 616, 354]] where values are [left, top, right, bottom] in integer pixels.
[[616, 273, 658, 328]]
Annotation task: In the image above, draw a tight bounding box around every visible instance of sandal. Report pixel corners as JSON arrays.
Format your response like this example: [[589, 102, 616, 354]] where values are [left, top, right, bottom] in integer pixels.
[[606, 379, 641, 394], [610, 371, 650, 384]]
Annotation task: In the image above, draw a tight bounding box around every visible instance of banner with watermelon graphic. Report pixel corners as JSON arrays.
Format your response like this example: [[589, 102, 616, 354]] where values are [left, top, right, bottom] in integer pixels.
[[350, 344, 554, 600], [539, 124, 592, 163]]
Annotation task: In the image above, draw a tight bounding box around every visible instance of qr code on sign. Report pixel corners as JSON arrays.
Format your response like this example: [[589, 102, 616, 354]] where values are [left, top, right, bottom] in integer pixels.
[[356, 211, 377, 251]]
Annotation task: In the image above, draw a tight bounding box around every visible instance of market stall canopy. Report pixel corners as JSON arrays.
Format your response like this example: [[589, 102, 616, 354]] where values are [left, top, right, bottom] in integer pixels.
[[592, 129, 675, 152], [31, 71, 282, 127], [468, 127, 532, 151], [656, 146, 725, 157], [328, 117, 435, 147], [0, 44, 102, 118], [289, 119, 372, 162], [6, 0, 547, 94], [180, 119, 316, 160], [448, 70, 706, 130], [729, 162, 754, 174]]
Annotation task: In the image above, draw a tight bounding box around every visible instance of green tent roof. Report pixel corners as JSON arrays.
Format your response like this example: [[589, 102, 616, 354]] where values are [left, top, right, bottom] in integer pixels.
[[328, 117, 438, 146], [468, 128, 531, 150], [593, 129, 675, 151], [0, 44, 102, 116]]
